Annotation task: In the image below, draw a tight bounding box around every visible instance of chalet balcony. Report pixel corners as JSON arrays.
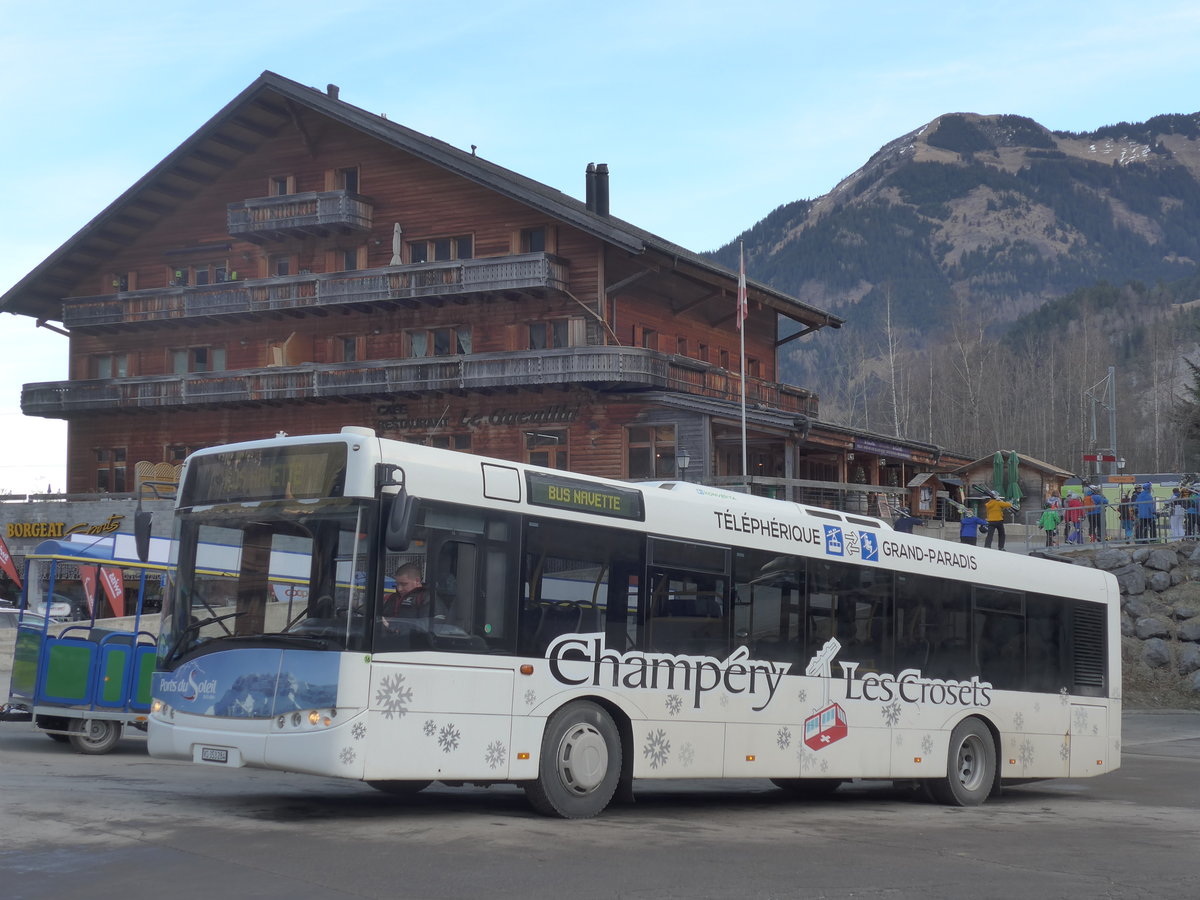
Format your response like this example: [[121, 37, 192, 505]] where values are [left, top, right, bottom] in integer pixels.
[[60, 254, 570, 329], [227, 189, 372, 241], [22, 348, 817, 417]]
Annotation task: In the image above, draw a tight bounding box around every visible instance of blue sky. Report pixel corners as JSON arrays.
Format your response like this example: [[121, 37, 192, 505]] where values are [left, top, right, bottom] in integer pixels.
[[3, 0, 1200, 493]]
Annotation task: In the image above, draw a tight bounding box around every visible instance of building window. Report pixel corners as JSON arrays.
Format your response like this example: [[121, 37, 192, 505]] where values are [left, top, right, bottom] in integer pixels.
[[167, 445, 205, 464], [529, 320, 567, 350], [526, 430, 568, 470], [719, 348, 730, 369], [270, 175, 295, 196], [90, 354, 128, 379], [626, 425, 678, 479], [96, 448, 127, 493], [408, 235, 473, 264], [336, 336, 361, 363], [169, 267, 189, 287], [747, 357, 761, 378], [406, 326, 472, 358], [676, 336, 688, 356], [110, 272, 135, 292], [639, 327, 659, 351], [520, 227, 546, 253], [270, 255, 292, 277], [336, 166, 359, 193], [427, 434, 473, 452], [698, 343, 709, 363], [171, 346, 226, 374]]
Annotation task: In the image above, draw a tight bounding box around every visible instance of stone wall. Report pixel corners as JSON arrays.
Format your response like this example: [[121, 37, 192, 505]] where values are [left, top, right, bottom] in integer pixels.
[[1033, 542, 1200, 707]]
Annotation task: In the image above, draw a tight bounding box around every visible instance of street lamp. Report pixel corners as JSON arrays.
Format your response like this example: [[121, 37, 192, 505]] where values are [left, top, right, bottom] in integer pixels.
[[677, 448, 691, 482]]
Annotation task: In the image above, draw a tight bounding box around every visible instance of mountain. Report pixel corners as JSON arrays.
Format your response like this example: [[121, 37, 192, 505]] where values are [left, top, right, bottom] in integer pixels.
[[707, 112, 1200, 469]]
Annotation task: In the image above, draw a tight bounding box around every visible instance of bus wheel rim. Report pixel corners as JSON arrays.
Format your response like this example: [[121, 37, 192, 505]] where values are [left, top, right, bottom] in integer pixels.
[[956, 734, 986, 792], [557, 723, 608, 794]]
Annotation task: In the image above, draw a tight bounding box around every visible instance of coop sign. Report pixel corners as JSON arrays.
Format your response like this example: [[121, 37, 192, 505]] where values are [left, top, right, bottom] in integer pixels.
[[546, 634, 789, 711]]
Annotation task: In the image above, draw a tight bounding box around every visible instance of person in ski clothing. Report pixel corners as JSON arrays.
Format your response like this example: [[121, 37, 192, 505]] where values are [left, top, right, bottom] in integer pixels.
[[1038, 502, 1061, 547], [983, 491, 1015, 551]]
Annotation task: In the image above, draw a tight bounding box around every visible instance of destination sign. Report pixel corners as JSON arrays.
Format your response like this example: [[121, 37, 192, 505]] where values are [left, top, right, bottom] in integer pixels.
[[527, 473, 644, 521], [181, 443, 348, 507]]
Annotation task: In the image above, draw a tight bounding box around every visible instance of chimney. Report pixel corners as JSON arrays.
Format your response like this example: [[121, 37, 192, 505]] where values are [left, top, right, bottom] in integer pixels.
[[594, 163, 609, 217], [585, 163, 597, 212], [327, 84, 340, 100]]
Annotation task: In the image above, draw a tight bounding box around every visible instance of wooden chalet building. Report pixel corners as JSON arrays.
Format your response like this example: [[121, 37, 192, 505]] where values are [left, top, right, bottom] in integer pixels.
[[1, 71, 948, 508]]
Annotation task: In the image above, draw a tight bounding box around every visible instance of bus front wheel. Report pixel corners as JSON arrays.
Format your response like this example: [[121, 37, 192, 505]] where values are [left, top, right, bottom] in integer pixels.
[[928, 718, 995, 806], [525, 700, 621, 819], [68, 719, 122, 755]]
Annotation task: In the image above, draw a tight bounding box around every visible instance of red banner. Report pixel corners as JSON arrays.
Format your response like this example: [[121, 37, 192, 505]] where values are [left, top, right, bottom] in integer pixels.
[[99, 566, 125, 619], [79, 565, 98, 616], [0, 536, 21, 588]]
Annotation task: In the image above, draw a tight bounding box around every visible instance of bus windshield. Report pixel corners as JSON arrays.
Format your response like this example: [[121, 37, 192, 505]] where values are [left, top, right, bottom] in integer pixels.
[[158, 497, 373, 667]]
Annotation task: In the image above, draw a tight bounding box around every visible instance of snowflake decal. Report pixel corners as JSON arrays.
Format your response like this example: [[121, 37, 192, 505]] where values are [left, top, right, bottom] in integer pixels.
[[921, 734, 934, 756], [797, 747, 815, 772], [797, 688, 808, 704], [1092, 724, 1099, 736], [1034, 701, 1042, 713], [1018, 739, 1035, 767], [1059, 687, 1070, 706], [643, 728, 671, 769], [352, 721, 367, 740], [1013, 712, 1024, 732], [423, 719, 436, 737], [1073, 707, 1089, 734], [485, 740, 507, 769], [375, 672, 414, 720], [666, 694, 683, 716], [679, 742, 695, 767], [776, 727, 792, 750], [438, 723, 461, 753], [339, 746, 357, 765], [524, 689, 537, 707], [719, 693, 729, 707], [881, 701, 902, 727], [819, 757, 830, 773], [1059, 740, 1070, 762], [894, 733, 904, 747]]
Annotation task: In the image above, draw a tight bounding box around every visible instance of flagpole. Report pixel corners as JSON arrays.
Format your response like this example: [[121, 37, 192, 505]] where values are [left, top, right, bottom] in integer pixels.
[[738, 241, 748, 487]]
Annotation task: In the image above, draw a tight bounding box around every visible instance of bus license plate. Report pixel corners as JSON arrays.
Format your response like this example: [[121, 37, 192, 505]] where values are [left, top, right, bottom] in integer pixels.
[[195, 745, 240, 766]]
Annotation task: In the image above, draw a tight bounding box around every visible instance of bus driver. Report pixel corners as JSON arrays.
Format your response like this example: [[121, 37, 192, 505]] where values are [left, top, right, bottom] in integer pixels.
[[381, 563, 429, 619]]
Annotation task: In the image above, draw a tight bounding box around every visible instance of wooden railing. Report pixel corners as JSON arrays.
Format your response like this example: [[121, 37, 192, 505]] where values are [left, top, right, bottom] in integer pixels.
[[226, 190, 372, 238], [61, 254, 570, 328], [22, 347, 817, 416]]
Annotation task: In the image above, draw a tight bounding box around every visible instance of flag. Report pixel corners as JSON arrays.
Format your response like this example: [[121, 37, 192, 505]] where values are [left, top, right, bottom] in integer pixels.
[[0, 536, 21, 588], [736, 243, 748, 332], [100, 566, 126, 618], [80, 565, 98, 616]]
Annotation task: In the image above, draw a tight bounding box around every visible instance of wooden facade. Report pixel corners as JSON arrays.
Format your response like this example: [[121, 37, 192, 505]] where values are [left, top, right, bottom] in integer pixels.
[[2, 72, 951, 504]]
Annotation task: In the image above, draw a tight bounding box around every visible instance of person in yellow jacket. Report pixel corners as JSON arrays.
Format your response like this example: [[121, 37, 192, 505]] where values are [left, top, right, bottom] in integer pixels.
[[983, 490, 1014, 550]]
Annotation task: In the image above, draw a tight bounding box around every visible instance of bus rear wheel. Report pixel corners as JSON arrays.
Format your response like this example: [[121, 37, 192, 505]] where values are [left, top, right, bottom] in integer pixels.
[[68, 719, 122, 755], [927, 718, 995, 806], [525, 700, 621, 819]]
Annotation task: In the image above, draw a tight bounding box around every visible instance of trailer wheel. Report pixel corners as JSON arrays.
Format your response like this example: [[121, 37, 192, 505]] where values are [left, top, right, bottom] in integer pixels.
[[37, 715, 71, 743], [68, 719, 123, 755], [525, 700, 621, 818]]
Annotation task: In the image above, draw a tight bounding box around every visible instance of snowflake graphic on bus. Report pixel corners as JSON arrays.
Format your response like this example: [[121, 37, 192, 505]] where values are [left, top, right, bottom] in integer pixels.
[[823, 525, 878, 561]]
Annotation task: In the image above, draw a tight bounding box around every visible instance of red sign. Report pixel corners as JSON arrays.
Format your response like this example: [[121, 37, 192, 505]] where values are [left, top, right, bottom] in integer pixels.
[[803, 703, 849, 750], [79, 565, 98, 616], [1082, 454, 1117, 462]]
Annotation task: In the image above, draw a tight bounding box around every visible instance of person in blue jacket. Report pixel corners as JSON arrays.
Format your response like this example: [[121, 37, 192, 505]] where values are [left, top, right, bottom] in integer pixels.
[[1135, 482, 1157, 542], [958, 510, 989, 546]]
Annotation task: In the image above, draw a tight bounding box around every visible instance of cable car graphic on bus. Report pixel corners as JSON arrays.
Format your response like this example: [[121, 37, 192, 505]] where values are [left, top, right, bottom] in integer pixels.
[[804, 636, 849, 751]]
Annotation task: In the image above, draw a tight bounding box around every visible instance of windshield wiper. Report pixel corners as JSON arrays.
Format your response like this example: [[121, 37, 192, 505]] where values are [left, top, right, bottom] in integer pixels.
[[219, 633, 330, 650], [164, 611, 246, 663]]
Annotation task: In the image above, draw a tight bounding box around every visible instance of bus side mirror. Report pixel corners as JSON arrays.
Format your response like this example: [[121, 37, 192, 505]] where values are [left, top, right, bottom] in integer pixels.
[[385, 492, 417, 552], [134, 508, 153, 563]]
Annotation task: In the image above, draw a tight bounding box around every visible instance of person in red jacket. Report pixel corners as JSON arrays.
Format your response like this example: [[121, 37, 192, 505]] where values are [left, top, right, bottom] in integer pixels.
[[1063, 491, 1085, 544]]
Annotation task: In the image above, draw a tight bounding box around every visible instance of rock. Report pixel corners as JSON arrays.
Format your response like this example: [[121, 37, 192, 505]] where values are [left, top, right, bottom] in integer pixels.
[[1148, 571, 1173, 593], [1189, 544, 1200, 563], [1179, 618, 1200, 642], [1092, 548, 1131, 570], [1174, 600, 1200, 620], [1135, 617, 1171, 639], [1145, 549, 1177, 572], [1124, 596, 1153, 619], [1121, 613, 1134, 637], [1115, 566, 1146, 595], [1132, 547, 1152, 564], [1180, 644, 1200, 675], [1142, 638, 1171, 668]]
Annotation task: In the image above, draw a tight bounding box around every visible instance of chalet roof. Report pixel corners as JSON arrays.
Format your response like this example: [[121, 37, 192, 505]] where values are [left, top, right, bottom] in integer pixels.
[[0, 71, 844, 333], [952, 451, 1075, 479]]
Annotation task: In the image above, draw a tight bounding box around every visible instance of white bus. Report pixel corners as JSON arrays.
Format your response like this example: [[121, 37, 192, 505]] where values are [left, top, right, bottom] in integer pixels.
[[148, 427, 1121, 817]]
